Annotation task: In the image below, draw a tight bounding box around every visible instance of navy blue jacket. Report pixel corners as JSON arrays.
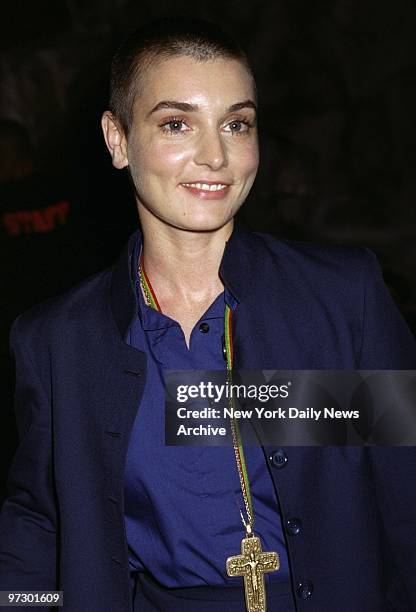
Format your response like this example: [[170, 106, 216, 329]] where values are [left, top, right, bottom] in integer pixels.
[[1, 224, 415, 611]]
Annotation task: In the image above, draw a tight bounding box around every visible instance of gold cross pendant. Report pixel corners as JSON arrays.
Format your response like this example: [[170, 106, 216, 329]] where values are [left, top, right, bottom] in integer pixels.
[[226, 532, 280, 612]]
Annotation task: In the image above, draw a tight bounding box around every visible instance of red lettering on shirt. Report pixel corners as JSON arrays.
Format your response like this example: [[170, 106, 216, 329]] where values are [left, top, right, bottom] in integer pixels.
[[1, 201, 71, 236]]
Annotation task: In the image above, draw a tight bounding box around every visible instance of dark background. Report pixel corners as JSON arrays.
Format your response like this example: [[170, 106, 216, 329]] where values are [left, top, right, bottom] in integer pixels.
[[1, 0, 416, 504]]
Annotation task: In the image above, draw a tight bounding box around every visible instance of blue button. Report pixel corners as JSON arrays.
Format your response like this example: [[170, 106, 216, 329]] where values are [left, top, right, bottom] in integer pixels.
[[296, 580, 313, 599], [199, 322, 210, 333], [270, 449, 288, 469], [286, 517, 302, 535]]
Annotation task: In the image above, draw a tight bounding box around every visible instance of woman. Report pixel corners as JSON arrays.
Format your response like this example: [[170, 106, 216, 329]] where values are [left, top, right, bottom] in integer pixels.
[[1, 17, 415, 612]]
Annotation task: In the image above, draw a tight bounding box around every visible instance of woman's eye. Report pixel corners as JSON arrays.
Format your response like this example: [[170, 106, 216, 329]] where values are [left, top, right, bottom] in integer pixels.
[[225, 120, 249, 134], [161, 120, 188, 133]]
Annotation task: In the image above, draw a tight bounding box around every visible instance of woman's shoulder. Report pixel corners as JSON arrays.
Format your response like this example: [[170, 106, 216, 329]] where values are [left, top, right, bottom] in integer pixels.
[[253, 230, 379, 288], [10, 266, 114, 346], [257, 230, 371, 263]]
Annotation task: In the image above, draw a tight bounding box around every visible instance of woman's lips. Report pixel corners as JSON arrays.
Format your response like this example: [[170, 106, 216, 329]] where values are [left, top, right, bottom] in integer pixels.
[[180, 182, 230, 199]]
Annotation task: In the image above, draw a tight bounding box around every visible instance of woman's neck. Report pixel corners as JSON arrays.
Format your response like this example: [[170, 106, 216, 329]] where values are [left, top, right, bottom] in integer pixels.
[[138, 216, 233, 347], [140, 219, 233, 305]]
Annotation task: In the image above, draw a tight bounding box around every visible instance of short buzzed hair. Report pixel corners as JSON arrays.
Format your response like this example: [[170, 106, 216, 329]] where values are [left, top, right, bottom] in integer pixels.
[[109, 17, 255, 136]]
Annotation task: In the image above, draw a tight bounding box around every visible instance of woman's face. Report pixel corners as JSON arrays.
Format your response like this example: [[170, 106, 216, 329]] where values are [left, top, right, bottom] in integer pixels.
[[120, 55, 259, 233]]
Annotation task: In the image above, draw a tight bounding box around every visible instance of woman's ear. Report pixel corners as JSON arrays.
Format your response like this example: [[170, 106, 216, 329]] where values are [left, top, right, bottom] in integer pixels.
[[101, 111, 129, 169]]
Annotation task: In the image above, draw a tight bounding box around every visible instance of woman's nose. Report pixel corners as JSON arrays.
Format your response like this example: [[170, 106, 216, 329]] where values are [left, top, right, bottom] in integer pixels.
[[193, 129, 228, 170]]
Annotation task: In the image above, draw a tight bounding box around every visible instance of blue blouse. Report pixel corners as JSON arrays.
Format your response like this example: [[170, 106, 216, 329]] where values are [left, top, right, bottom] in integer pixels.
[[124, 242, 289, 587]]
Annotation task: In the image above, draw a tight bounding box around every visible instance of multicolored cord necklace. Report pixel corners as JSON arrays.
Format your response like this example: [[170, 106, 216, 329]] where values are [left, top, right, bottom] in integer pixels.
[[138, 253, 280, 612]]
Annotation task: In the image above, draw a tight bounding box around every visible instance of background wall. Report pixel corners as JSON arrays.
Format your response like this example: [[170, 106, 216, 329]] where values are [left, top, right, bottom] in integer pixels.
[[1, 0, 416, 502]]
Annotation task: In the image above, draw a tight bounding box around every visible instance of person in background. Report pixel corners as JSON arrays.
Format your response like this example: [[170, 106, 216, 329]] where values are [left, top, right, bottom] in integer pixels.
[[0, 119, 102, 504]]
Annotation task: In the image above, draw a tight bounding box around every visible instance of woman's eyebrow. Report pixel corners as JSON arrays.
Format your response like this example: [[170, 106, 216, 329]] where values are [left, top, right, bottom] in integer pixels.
[[147, 101, 196, 116], [147, 99, 257, 117], [227, 100, 257, 113]]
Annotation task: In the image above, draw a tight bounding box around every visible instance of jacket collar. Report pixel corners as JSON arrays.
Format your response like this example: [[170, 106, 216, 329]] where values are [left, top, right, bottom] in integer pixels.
[[110, 222, 277, 340]]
